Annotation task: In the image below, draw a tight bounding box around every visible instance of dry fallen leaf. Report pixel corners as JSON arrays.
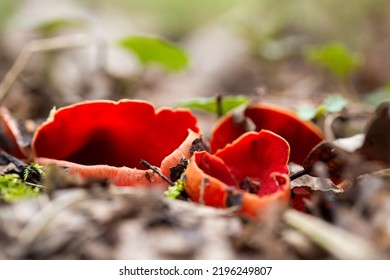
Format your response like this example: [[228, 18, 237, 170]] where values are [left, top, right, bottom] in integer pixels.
[[301, 102, 390, 182], [359, 101, 390, 166]]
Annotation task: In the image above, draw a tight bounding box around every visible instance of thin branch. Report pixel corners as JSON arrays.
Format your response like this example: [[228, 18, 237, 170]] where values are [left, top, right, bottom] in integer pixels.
[[289, 168, 309, 181], [216, 93, 223, 118], [140, 159, 174, 186], [0, 33, 91, 104], [25, 181, 46, 190]]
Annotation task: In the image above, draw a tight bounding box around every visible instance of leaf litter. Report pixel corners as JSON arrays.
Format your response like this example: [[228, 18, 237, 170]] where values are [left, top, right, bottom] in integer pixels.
[[0, 19, 390, 260], [1, 103, 390, 260], [0, 91, 389, 260]]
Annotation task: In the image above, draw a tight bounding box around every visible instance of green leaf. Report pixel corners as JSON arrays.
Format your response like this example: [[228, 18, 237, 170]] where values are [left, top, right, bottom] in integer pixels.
[[364, 83, 390, 107], [297, 94, 347, 120], [118, 35, 189, 71], [305, 42, 362, 78], [177, 95, 249, 116], [296, 104, 317, 121], [34, 18, 85, 35], [323, 94, 347, 112], [0, 0, 19, 34]]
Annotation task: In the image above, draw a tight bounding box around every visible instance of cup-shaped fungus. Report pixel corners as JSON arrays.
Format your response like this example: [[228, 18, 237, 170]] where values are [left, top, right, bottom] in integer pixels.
[[210, 103, 324, 165], [183, 130, 290, 219], [32, 99, 201, 186], [0, 107, 26, 159]]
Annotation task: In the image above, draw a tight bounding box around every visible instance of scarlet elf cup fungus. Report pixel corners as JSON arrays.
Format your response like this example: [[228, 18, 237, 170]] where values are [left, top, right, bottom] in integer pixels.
[[31, 99, 201, 186], [183, 130, 291, 219], [0, 107, 26, 159], [210, 103, 324, 165]]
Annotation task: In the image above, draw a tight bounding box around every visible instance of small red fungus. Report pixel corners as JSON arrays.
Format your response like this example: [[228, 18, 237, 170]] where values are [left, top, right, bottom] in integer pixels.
[[290, 186, 312, 212], [0, 107, 27, 159], [210, 103, 324, 165], [32, 99, 201, 186], [183, 130, 291, 219]]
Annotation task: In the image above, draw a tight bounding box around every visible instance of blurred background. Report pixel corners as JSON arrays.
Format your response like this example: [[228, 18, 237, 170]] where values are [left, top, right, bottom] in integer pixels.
[[0, 0, 389, 120]]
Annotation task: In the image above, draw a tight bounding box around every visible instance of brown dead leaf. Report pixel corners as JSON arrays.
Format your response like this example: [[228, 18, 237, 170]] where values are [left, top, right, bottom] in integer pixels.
[[302, 140, 350, 182], [291, 174, 341, 193], [301, 102, 390, 182], [359, 101, 390, 166]]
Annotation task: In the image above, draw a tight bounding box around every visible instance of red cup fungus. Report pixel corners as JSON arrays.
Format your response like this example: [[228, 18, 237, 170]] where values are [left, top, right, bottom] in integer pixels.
[[32, 99, 201, 186], [0, 107, 26, 159], [210, 103, 324, 165], [183, 130, 291, 219]]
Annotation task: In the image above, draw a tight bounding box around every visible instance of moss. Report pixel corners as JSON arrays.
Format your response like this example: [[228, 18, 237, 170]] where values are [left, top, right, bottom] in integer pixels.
[[0, 173, 40, 202], [164, 180, 185, 199]]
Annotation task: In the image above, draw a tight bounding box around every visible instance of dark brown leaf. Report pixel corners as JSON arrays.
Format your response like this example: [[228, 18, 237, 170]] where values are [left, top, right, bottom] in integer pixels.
[[359, 102, 390, 166], [302, 141, 350, 182]]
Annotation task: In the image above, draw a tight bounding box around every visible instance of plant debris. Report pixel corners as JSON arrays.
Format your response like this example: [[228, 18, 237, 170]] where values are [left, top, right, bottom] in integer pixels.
[[1, 1, 390, 260]]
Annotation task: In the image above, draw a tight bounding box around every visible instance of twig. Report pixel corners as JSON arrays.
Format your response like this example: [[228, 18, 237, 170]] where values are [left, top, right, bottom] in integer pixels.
[[289, 168, 309, 181], [140, 159, 174, 186], [0, 33, 91, 105], [216, 94, 223, 118], [25, 181, 46, 190], [283, 209, 382, 259]]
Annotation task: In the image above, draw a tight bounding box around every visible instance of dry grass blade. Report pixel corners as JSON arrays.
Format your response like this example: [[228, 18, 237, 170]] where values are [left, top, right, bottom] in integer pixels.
[[168, 197, 241, 218], [0, 33, 91, 104], [372, 168, 390, 178], [17, 190, 88, 247], [283, 209, 382, 259]]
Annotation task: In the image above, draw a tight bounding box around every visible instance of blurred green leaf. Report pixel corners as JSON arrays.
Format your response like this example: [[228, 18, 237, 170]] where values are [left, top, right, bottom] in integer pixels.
[[0, 0, 20, 34], [297, 94, 347, 120], [364, 83, 390, 107], [34, 18, 86, 35], [118, 36, 189, 71], [323, 94, 347, 112], [177, 95, 249, 116], [296, 104, 317, 121], [305, 42, 362, 78]]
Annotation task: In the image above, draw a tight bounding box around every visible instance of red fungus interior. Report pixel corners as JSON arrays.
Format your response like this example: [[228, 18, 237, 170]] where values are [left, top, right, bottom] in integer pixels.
[[193, 130, 290, 197], [210, 104, 324, 165], [32, 100, 200, 169], [215, 130, 290, 196], [194, 151, 237, 187]]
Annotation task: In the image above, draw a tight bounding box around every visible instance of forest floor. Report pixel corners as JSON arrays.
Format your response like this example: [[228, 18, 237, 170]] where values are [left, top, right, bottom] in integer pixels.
[[0, 0, 390, 260]]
